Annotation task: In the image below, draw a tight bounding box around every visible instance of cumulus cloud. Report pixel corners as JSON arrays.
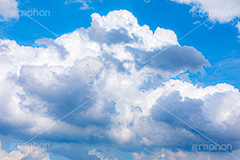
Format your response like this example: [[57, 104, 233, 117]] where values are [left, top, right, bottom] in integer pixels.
[[140, 80, 240, 149], [0, 9, 239, 159], [89, 149, 118, 160], [0, 141, 50, 160], [0, 0, 19, 21]]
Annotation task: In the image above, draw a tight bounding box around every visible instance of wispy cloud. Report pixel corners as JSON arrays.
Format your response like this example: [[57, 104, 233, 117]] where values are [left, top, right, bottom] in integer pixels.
[[0, 0, 19, 21]]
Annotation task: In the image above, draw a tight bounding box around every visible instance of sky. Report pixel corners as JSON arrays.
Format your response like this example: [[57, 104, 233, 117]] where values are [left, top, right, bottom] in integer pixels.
[[0, 0, 240, 160]]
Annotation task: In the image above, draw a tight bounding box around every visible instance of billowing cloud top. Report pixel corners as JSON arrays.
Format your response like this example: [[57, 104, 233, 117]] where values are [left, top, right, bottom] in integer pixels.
[[0, 10, 239, 160]]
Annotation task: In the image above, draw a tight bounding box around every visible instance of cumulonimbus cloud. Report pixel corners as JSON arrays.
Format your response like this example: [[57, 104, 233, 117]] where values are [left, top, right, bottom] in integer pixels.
[[0, 10, 239, 159]]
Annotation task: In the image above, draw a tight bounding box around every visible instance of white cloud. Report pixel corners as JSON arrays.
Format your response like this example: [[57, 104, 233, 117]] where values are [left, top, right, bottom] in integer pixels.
[[0, 141, 50, 160], [64, 0, 90, 10], [64, 0, 101, 10], [237, 21, 240, 31], [171, 0, 240, 23], [132, 148, 240, 160], [90, 10, 179, 51], [148, 80, 240, 143], [0, 9, 239, 159], [171, 0, 240, 38], [89, 149, 118, 160], [0, 0, 19, 21], [236, 21, 240, 38], [144, 0, 151, 4]]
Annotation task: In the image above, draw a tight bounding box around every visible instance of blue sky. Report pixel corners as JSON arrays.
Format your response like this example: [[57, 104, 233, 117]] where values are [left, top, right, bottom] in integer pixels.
[[1, 0, 240, 160]]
